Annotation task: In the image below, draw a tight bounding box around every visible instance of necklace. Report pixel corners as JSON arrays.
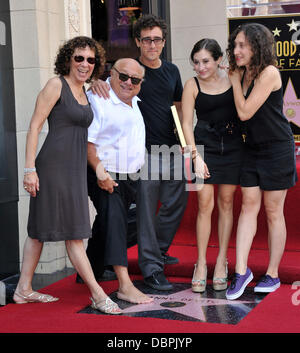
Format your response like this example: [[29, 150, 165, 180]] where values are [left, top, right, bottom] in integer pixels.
[[65, 77, 86, 103]]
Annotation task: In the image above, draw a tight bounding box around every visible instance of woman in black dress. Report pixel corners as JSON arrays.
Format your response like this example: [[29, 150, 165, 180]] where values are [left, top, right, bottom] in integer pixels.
[[182, 39, 244, 292], [13, 37, 121, 314], [226, 23, 297, 300]]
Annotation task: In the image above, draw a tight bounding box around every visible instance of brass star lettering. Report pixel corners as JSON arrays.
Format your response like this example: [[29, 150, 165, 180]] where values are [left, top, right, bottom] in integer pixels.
[[272, 27, 281, 37], [287, 19, 299, 32]]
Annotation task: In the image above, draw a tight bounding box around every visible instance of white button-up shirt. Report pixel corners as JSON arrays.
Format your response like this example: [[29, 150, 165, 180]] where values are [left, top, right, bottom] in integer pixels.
[[87, 82, 145, 174]]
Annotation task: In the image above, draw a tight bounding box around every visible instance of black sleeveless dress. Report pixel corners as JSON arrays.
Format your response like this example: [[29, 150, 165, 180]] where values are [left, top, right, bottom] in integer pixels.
[[193, 77, 244, 185], [241, 78, 297, 190], [27, 76, 93, 242]]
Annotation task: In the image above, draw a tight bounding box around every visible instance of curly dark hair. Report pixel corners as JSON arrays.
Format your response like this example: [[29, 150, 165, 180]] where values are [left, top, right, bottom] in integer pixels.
[[54, 36, 106, 83], [227, 23, 277, 80], [133, 14, 167, 40]]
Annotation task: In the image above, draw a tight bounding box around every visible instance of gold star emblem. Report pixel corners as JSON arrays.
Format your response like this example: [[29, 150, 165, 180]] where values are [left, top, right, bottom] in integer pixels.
[[287, 19, 299, 32], [272, 27, 281, 37]]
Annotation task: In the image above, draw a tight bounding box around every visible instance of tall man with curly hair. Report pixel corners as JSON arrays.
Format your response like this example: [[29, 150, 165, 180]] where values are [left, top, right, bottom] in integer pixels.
[[133, 15, 188, 290]]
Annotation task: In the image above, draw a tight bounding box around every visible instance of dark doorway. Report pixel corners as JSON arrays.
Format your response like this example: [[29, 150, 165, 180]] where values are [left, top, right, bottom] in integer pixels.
[[0, 0, 19, 279], [90, 0, 143, 77], [90, 0, 171, 77]]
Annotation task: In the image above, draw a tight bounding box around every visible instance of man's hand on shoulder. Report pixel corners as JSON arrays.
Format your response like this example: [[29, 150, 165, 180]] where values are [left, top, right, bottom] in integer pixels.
[[90, 79, 110, 99]]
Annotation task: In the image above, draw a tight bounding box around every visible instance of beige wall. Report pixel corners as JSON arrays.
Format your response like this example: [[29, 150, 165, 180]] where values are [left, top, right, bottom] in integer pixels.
[[170, 0, 228, 87], [10, 0, 91, 273]]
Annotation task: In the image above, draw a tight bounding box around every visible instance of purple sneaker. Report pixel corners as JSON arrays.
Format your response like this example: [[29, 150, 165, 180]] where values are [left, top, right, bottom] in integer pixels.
[[226, 268, 253, 300], [254, 275, 280, 293]]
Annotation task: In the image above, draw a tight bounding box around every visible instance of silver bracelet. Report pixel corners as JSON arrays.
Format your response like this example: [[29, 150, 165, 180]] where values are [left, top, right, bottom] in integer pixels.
[[24, 167, 36, 174]]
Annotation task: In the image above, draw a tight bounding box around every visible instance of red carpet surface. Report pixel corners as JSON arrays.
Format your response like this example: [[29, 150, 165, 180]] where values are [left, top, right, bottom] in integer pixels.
[[0, 274, 299, 333], [0, 160, 299, 335], [127, 158, 300, 285], [128, 244, 300, 284], [174, 168, 300, 252]]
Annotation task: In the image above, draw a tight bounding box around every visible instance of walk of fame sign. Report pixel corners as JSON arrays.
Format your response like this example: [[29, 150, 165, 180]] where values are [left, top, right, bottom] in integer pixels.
[[228, 14, 300, 139], [79, 281, 267, 325]]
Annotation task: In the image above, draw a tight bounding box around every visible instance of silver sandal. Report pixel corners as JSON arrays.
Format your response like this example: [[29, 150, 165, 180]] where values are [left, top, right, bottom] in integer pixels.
[[14, 291, 59, 304], [90, 296, 122, 315], [213, 262, 228, 291]]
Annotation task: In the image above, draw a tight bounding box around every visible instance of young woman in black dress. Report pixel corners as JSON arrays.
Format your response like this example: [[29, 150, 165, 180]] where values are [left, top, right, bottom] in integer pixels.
[[182, 39, 244, 292], [226, 23, 297, 300]]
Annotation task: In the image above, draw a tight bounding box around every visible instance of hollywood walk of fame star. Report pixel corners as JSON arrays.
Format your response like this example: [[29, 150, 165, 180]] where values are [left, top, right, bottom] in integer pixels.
[[272, 27, 281, 37], [284, 78, 300, 128], [121, 288, 256, 322], [287, 19, 299, 32], [79, 282, 265, 324]]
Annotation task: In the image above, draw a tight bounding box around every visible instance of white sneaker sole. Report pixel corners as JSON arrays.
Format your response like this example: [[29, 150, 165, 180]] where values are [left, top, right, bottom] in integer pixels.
[[226, 272, 254, 300], [254, 282, 280, 293]]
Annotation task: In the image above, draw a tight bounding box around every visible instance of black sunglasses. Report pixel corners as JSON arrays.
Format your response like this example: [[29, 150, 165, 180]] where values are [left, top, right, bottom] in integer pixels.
[[112, 67, 142, 85], [73, 55, 96, 65]]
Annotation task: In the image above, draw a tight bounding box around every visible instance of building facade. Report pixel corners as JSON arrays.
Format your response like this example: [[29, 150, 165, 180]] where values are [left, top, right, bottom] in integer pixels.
[[1, 0, 266, 278]]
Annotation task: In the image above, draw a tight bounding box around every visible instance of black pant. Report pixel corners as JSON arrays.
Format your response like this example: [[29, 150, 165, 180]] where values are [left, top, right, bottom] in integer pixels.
[[136, 153, 188, 278], [86, 167, 137, 278]]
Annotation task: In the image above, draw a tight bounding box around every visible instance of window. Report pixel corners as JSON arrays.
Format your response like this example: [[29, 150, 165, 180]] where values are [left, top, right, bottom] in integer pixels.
[[226, 0, 300, 17]]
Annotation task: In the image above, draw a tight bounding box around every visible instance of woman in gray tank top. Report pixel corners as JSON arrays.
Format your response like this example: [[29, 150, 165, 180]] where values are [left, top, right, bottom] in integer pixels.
[[13, 37, 122, 315]]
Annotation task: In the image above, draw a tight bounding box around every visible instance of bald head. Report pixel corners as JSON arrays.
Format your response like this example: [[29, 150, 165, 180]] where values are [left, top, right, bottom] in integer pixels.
[[110, 58, 144, 106], [114, 58, 145, 77]]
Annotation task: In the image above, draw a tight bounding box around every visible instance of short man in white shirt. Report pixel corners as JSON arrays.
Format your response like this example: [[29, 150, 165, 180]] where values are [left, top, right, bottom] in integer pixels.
[[84, 58, 152, 304]]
